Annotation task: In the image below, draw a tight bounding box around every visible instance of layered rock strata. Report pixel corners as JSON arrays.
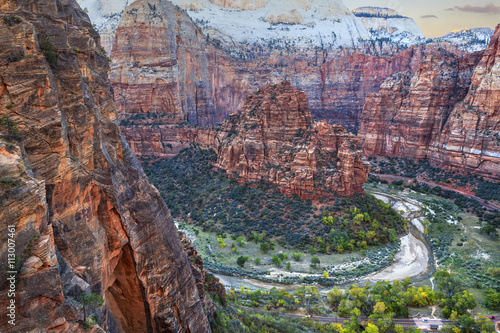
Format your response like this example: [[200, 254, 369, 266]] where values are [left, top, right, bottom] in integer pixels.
[[213, 82, 370, 198], [109, 0, 465, 160], [0, 0, 216, 331], [429, 24, 500, 179], [359, 48, 482, 159], [110, 0, 256, 157], [360, 24, 500, 179]]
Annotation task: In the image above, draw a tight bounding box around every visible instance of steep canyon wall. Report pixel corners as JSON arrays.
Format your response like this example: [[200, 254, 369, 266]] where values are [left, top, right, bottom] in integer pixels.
[[0, 0, 218, 331]]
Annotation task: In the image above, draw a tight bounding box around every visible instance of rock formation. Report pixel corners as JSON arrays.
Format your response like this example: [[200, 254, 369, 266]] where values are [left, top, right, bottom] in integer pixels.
[[359, 48, 482, 159], [110, 0, 256, 157], [0, 0, 217, 331], [213, 82, 370, 198], [360, 24, 500, 179], [429, 24, 500, 179], [108, 0, 466, 161], [352, 7, 425, 54]]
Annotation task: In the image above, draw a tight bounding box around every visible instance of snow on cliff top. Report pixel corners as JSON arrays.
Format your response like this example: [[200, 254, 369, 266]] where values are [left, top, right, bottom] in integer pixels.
[[352, 6, 425, 45], [170, 0, 372, 49], [77, 0, 427, 51], [434, 27, 494, 52]]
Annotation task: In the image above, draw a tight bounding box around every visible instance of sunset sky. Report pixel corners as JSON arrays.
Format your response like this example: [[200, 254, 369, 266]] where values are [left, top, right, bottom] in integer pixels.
[[343, 0, 500, 37]]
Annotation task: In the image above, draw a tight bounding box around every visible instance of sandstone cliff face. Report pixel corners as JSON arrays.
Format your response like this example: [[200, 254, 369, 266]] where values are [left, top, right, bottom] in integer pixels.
[[110, 0, 456, 160], [0, 0, 214, 332], [110, 0, 256, 158], [359, 48, 482, 159], [107, 0, 476, 164], [359, 26, 500, 180], [213, 82, 369, 198], [429, 24, 500, 179]]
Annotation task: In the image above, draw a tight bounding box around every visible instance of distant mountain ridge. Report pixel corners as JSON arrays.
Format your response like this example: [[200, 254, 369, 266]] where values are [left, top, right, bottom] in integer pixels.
[[433, 27, 494, 53], [78, 0, 429, 54], [352, 6, 425, 53]]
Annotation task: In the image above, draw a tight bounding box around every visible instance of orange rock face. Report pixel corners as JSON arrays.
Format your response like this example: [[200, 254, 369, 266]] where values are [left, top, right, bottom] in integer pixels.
[[110, 0, 255, 158], [429, 24, 500, 179], [109, 0, 464, 160], [213, 82, 369, 198], [359, 48, 482, 159], [359, 26, 500, 179], [0, 0, 216, 332]]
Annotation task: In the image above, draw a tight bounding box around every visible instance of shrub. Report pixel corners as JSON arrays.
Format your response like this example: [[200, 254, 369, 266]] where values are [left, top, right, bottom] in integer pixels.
[[0, 115, 21, 141], [271, 256, 282, 267], [487, 267, 500, 278], [3, 15, 21, 26], [260, 243, 269, 253], [310, 256, 320, 268], [40, 36, 57, 68], [80, 293, 104, 325], [236, 256, 249, 267]]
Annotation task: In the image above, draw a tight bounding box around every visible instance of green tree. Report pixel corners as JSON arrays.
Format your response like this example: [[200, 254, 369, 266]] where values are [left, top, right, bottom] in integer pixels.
[[353, 213, 365, 225], [441, 290, 476, 318], [310, 256, 320, 268], [40, 36, 57, 68], [254, 258, 261, 265], [286, 262, 291, 271], [236, 255, 249, 267], [253, 232, 260, 243], [271, 256, 282, 267], [327, 287, 344, 309], [235, 236, 246, 247], [80, 293, 104, 324], [487, 267, 500, 278], [485, 288, 500, 310], [0, 115, 21, 141], [260, 242, 269, 253], [481, 224, 498, 238], [292, 252, 302, 261]]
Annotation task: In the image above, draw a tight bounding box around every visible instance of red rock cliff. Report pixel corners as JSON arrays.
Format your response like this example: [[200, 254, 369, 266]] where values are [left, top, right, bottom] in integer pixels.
[[359, 48, 482, 159], [213, 82, 369, 198], [0, 0, 215, 332], [359, 26, 500, 179], [110, 0, 256, 158], [429, 24, 500, 179], [108, 0, 468, 159]]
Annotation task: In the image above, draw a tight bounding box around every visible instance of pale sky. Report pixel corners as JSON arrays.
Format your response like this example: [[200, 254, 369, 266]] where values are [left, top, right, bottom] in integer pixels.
[[343, 0, 500, 37]]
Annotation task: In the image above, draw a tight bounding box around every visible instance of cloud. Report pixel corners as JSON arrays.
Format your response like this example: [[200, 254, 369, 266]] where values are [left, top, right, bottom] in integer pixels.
[[421, 14, 437, 19], [446, 2, 500, 14]]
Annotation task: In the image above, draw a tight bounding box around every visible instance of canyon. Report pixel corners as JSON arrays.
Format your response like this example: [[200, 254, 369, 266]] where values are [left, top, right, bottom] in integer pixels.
[[0, 0, 499, 331], [0, 0, 221, 331], [359, 24, 500, 180], [108, 0, 467, 158], [106, 0, 499, 181]]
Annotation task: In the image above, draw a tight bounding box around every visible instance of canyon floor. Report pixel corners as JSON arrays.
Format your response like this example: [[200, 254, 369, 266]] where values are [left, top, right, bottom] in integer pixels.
[[174, 179, 500, 317]]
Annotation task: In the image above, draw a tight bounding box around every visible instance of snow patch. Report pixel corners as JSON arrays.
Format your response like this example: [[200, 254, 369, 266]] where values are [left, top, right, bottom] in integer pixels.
[[470, 250, 491, 261], [432, 27, 493, 52]]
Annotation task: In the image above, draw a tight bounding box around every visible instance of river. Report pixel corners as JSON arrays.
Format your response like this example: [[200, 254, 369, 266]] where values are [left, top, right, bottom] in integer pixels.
[[211, 189, 435, 293]]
